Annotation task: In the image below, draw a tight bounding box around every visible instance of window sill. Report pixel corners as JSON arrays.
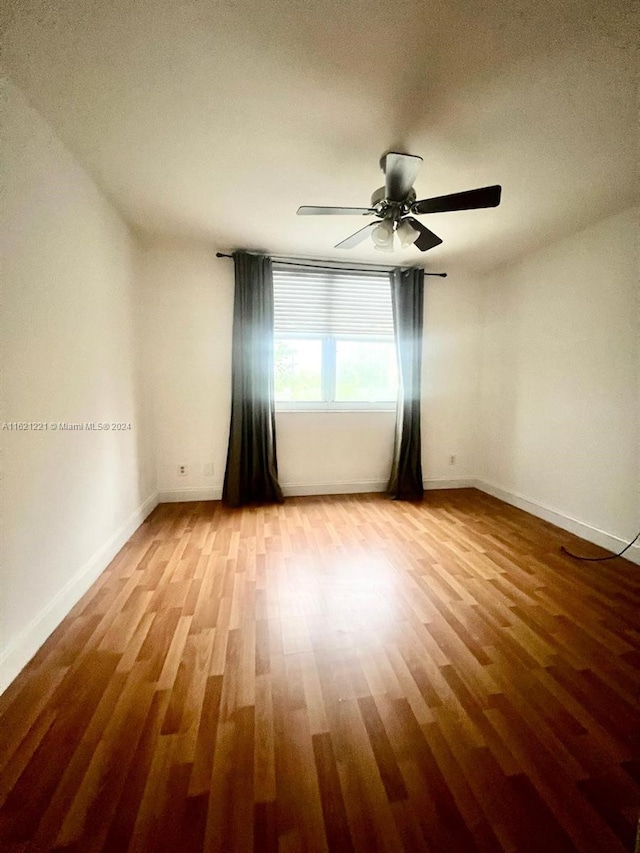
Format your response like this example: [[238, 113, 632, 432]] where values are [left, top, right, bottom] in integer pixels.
[[276, 406, 396, 414]]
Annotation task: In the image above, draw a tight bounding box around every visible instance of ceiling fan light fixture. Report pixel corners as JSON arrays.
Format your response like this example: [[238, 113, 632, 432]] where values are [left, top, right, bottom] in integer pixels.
[[396, 218, 421, 248], [372, 219, 394, 251]]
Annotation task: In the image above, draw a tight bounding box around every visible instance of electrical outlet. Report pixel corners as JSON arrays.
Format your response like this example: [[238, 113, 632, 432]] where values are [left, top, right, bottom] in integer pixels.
[[449, 455, 456, 466], [203, 463, 214, 477], [178, 464, 188, 477]]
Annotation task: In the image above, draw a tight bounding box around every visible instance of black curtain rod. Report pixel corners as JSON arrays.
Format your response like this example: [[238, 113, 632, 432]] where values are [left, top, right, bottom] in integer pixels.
[[215, 252, 447, 277]]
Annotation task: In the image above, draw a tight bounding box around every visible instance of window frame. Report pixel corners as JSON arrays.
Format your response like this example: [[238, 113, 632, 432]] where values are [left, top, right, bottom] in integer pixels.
[[274, 332, 398, 412]]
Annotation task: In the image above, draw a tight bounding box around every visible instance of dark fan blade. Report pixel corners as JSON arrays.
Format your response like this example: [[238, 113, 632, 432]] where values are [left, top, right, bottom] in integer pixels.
[[403, 217, 443, 252], [297, 206, 374, 215], [334, 222, 378, 249], [383, 152, 423, 202], [412, 185, 502, 215]]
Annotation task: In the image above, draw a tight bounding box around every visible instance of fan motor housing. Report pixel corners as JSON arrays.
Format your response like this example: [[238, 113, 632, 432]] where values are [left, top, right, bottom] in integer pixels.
[[371, 185, 416, 215]]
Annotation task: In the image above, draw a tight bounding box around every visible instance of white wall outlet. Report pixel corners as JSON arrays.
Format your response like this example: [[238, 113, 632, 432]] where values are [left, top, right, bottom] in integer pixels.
[[203, 463, 214, 477], [178, 464, 188, 477], [449, 455, 456, 466]]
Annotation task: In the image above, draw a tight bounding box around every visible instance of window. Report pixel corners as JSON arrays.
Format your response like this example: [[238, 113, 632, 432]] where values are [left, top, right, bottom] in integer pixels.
[[273, 265, 397, 409]]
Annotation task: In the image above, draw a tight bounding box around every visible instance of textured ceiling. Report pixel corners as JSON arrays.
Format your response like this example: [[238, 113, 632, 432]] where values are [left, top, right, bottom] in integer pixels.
[[2, 0, 638, 270]]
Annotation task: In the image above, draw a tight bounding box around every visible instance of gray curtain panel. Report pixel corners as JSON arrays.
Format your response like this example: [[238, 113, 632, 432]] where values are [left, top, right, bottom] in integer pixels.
[[387, 267, 425, 500], [222, 251, 284, 507]]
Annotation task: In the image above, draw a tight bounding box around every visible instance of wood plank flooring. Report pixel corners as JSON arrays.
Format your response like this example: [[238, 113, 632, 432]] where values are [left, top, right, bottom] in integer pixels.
[[1, 489, 639, 852]]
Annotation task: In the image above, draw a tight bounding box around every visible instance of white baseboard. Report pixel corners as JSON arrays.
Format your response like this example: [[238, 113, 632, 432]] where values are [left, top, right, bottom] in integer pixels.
[[158, 478, 476, 502], [475, 479, 640, 566], [0, 491, 159, 695], [159, 481, 387, 501], [158, 487, 222, 502], [281, 479, 387, 497], [424, 478, 476, 490]]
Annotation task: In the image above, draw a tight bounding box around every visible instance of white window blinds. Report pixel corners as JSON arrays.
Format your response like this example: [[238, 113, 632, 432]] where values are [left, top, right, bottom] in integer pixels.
[[272, 265, 394, 337]]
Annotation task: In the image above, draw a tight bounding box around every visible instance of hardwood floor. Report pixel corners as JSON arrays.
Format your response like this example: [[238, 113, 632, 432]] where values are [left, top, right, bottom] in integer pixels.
[[1, 489, 639, 852]]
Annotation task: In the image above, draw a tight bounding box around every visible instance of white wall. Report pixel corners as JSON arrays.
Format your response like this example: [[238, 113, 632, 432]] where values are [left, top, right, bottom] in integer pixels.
[[0, 78, 156, 691], [422, 273, 482, 483], [139, 239, 235, 499], [275, 411, 396, 494], [478, 207, 639, 552], [140, 241, 483, 500]]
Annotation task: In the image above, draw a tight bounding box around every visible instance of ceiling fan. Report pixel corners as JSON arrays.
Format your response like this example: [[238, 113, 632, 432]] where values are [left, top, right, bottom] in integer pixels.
[[297, 152, 502, 252]]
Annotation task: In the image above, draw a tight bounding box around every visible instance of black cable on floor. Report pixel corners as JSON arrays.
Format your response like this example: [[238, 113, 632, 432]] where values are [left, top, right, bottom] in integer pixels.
[[561, 530, 640, 561]]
